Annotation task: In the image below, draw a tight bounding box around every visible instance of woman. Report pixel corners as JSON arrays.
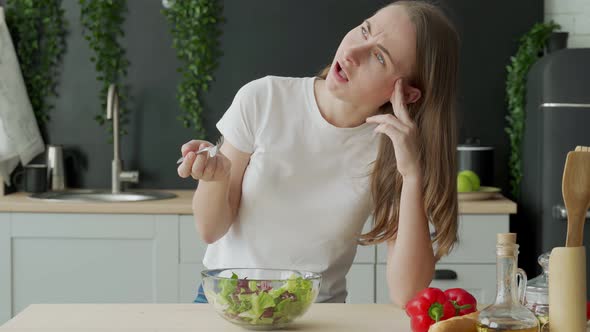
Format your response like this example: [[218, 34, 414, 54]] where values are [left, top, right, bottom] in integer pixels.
[[178, 0, 459, 307]]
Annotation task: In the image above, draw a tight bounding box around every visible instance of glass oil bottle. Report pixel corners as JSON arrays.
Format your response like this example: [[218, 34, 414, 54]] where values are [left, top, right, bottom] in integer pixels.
[[476, 233, 540, 332]]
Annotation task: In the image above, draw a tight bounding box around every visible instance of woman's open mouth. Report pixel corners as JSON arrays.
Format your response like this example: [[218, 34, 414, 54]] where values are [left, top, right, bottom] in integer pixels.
[[333, 61, 349, 83]]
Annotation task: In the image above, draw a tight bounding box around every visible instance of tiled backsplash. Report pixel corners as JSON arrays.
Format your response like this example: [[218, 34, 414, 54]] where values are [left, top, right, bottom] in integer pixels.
[[545, 0, 590, 47]]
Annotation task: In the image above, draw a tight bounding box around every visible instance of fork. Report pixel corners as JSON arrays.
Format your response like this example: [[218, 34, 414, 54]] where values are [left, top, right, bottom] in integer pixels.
[[176, 136, 224, 165]]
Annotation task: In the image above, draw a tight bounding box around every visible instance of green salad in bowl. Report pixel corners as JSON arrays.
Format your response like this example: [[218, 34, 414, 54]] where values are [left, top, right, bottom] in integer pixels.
[[201, 268, 321, 330]]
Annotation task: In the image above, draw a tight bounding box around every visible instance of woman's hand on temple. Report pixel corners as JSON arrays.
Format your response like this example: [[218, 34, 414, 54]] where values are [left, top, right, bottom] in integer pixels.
[[366, 79, 421, 180], [177, 140, 232, 182]]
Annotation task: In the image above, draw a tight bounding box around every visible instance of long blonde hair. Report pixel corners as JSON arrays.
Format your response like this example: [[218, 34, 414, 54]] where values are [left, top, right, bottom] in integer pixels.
[[318, 1, 459, 259]]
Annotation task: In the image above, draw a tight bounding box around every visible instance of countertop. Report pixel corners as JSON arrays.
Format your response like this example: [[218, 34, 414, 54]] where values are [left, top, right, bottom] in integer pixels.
[[0, 190, 194, 214], [1, 304, 408, 331], [0, 190, 517, 215]]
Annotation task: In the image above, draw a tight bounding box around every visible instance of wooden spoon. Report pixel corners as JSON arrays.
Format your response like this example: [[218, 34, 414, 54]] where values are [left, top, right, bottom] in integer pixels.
[[562, 146, 590, 247]]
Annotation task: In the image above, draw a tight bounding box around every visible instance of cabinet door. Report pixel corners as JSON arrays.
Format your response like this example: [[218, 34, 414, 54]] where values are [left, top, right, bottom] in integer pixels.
[[178, 216, 208, 303], [179, 216, 207, 264], [346, 219, 376, 303], [353, 218, 375, 264], [0, 214, 10, 324], [438, 215, 509, 264], [429, 264, 496, 304], [376, 215, 509, 264], [0, 213, 178, 323], [346, 264, 375, 303], [375, 264, 496, 305], [178, 217, 378, 304], [179, 263, 205, 303]]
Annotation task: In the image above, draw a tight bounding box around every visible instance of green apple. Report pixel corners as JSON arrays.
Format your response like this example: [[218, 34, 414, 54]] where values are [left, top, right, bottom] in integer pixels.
[[457, 173, 474, 193], [458, 170, 480, 191]]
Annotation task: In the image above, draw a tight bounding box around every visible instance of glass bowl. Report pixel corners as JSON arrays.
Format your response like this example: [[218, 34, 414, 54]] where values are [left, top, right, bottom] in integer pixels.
[[201, 268, 321, 330]]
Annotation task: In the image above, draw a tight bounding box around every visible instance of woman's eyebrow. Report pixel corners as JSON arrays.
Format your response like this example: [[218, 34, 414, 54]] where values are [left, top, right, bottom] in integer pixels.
[[364, 20, 395, 65]]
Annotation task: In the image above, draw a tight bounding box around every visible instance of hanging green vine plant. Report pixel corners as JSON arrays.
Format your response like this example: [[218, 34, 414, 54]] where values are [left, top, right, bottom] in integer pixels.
[[163, 0, 223, 137], [505, 21, 560, 199], [79, 0, 130, 136], [5, 0, 67, 125]]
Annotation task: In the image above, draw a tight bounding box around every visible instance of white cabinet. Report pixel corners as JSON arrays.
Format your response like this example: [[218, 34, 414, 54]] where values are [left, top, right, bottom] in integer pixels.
[[178, 216, 207, 303], [179, 263, 205, 303], [0, 211, 510, 324], [346, 219, 376, 303], [375, 215, 509, 305], [178, 216, 379, 304], [375, 264, 497, 304], [0, 213, 178, 323], [376, 215, 509, 264], [0, 214, 10, 324], [346, 264, 375, 303]]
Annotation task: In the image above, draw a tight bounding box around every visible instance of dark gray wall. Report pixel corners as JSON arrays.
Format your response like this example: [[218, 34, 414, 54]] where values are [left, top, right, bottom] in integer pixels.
[[7, 0, 542, 191]]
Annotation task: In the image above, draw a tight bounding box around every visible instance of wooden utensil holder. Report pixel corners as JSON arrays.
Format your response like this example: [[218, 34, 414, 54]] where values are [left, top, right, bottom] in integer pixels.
[[549, 246, 587, 332]]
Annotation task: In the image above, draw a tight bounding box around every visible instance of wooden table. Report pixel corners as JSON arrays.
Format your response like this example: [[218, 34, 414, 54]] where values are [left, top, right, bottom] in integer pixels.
[[0, 304, 411, 331]]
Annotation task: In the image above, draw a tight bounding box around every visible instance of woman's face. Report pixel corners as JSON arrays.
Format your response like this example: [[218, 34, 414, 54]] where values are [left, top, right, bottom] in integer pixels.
[[326, 5, 418, 109]]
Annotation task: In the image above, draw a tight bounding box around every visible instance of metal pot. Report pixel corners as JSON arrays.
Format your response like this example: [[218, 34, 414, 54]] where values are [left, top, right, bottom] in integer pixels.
[[457, 138, 495, 186]]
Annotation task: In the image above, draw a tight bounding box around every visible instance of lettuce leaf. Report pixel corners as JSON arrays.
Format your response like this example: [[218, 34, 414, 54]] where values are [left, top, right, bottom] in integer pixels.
[[216, 272, 238, 306]]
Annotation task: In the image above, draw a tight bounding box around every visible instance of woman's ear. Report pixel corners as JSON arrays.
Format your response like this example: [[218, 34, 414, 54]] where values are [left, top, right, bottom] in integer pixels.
[[404, 84, 422, 104]]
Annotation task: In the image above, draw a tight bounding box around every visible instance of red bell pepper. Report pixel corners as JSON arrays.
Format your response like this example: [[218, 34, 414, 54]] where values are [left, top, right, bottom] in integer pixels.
[[444, 288, 477, 316], [405, 287, 456, 332]]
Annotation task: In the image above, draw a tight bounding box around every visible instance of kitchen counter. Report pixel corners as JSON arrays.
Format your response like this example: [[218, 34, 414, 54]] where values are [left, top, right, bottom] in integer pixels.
[[0, 190, 194, 214], [0, 304, 410, 331], [0, 190, 516, 215]]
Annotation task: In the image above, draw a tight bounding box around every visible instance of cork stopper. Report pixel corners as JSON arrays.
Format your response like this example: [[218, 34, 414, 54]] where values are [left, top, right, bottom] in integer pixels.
[[497, 233, 517, 245], [497, 233, 518, 256]]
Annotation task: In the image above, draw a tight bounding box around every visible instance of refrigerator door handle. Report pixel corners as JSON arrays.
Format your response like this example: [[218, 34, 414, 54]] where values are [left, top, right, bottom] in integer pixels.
[[541, 103, 590, 109], [553, 205, 590, 220]]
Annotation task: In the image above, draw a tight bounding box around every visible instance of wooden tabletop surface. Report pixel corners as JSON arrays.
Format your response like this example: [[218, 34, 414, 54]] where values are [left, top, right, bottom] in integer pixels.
[[0, 303, 411, 332]]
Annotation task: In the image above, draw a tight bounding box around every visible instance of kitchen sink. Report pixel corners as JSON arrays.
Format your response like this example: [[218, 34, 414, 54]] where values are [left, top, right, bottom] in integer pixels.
[[26, 85, 178, 204], [29, 189, 177, 202]]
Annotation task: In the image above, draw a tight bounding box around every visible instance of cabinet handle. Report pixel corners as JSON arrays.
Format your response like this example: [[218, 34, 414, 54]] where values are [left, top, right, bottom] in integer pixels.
[[434, 269, 457, 280]]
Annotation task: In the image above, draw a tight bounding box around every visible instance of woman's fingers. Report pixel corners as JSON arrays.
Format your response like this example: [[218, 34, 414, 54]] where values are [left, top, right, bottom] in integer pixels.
[[178, 139, 212, 179], [374, 123, 401, 141], [213, 154, 231, 180], [366, 113, 408, 133], [177, 152, 196, 178], [391, 79, 412, 124], [192, 151, 210, 179], [181, 140, 212, 157], [178, 139, 230, 182], [201, 154, 218, 181], [368, 112, 417, 148]]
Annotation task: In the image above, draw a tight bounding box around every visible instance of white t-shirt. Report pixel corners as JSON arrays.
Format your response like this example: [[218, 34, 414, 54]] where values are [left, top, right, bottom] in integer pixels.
[[203, 76, 379, 303]]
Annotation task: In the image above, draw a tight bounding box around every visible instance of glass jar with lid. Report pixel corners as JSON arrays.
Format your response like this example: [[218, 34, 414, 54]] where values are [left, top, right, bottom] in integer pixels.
[[525, 252, 550, 330]]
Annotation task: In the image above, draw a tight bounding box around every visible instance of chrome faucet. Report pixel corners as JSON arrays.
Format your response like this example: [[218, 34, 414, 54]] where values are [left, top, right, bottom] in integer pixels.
[[106, 84, 139, 194]]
